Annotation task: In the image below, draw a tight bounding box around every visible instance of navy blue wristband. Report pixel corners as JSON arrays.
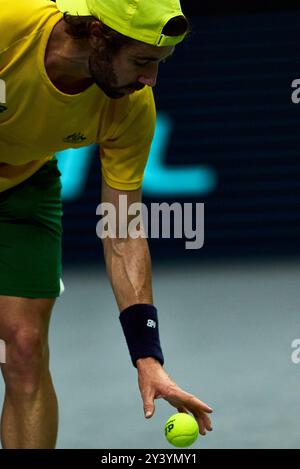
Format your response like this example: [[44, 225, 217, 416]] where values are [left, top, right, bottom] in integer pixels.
[[119, 304, 164, 368]]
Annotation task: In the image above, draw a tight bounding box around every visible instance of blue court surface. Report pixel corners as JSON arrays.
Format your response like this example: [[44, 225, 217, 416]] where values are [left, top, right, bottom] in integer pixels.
[[1, 259, 296, 448]]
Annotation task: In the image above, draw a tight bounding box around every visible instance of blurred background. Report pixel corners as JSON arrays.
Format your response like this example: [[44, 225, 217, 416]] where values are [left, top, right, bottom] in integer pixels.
[[58, 0, 300, 262], [2, 0, 300, 449]]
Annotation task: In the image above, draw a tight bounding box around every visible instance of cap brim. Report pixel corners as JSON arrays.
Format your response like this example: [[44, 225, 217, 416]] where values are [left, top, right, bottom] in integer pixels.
[[56, 0, 91, 16]]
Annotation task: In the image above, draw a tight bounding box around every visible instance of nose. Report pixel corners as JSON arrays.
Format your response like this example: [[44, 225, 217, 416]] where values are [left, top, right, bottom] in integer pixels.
[[138, 63, 159, 87]]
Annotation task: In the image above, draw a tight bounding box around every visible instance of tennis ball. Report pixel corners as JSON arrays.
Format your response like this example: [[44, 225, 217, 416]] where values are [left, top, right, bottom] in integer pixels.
[[164, 413, 199, 448]]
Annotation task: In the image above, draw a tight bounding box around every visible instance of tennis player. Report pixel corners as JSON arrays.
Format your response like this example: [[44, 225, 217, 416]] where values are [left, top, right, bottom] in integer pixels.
[[0, 0, 213, 448]]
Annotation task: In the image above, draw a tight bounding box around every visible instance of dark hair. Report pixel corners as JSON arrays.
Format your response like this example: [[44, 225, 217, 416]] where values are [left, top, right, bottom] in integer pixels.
[[62, 12, 190, 46], [63, 12, 134, 53]]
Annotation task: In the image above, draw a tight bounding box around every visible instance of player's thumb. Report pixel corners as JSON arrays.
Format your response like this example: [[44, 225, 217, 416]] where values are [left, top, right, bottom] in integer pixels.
[[143, 395, 155, 419]]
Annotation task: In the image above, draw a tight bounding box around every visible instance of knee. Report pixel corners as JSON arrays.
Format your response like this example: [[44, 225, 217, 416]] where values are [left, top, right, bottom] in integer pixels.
[[12, 327, 46, 366], [3, 326, 49, 395]]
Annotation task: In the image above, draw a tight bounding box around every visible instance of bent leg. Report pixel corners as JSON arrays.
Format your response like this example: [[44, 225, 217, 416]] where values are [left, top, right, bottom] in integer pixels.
[[0, 296, 58, 449]]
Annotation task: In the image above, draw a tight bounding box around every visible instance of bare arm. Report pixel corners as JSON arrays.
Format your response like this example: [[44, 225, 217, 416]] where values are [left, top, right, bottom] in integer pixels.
[[101, 177, 153, 312], [100, 177, 213, 435]]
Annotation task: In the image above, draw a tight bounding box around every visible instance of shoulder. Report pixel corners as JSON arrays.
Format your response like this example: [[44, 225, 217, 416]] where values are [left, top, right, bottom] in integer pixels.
[[101, 86, 157, 145], [110, 86, 156, 131], [130, 85, 156, 116], [0, 0, 59, 52]]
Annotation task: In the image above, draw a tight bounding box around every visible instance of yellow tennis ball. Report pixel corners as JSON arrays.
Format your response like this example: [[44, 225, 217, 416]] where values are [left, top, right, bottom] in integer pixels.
[[164, 413, 199, 448]]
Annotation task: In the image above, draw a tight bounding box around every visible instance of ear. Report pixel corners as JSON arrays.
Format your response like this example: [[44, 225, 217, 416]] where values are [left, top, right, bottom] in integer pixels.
[[88, 20, 106, 48]]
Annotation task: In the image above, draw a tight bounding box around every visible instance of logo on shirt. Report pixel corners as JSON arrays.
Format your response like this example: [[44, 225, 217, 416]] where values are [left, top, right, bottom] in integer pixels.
[[63, 132, 87, 144]]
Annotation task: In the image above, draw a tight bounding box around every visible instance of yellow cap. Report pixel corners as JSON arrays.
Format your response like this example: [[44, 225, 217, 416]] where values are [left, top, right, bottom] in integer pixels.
[[56, 0, 187, 46]]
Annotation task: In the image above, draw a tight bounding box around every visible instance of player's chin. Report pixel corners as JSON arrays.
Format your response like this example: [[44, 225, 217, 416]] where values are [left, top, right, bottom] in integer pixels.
[[103, 89, 126, 99], [122, 85, 145, 95], [119, 86, 139, 95], [96, 83, 125, 99], [101, 85, 139, 99]]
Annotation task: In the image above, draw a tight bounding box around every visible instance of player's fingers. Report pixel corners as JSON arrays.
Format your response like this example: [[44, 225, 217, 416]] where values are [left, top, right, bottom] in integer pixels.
[[194, 412, 213, 432], [186, 395, 213, 414], [200, 412, 213, 431], [182, 392, 213, 415], [165, 388, 213, 415], [198, 417, 206, 436], [176, 406, 189, 414], [176, 407, 212, 434], [142, 391, 155, 419]]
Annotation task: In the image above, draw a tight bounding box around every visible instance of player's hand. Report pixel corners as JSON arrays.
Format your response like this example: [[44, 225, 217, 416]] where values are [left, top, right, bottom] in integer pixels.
[[136, 357, 213, 436]]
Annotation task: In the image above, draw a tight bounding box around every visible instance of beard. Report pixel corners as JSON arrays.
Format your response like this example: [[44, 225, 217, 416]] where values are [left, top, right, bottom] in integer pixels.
[[88, 48, 145, 99]]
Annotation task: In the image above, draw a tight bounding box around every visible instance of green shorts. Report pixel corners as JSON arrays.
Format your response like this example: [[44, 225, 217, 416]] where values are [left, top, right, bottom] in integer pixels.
[[0, 158, 63, 298]]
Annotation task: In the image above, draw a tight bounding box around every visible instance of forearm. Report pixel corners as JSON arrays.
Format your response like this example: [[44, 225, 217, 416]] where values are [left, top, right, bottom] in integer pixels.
[[102, 236, 153, 312]]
